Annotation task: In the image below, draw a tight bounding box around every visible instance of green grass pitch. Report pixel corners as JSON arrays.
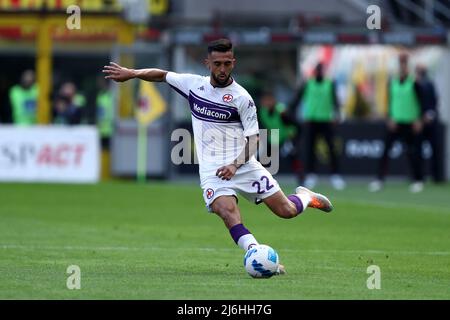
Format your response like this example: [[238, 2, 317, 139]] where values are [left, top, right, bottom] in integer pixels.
[[0, 180, 449, 299]]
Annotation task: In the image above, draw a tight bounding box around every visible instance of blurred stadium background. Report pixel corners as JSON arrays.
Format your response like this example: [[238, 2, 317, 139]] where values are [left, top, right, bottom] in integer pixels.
[[0, 0, 449, 182], [0, 0, 449, 300]]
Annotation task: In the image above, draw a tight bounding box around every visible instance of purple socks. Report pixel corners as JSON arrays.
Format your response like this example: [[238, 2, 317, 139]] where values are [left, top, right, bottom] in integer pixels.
[[229, 223, 251, 244], [288, 194, 304, 214]]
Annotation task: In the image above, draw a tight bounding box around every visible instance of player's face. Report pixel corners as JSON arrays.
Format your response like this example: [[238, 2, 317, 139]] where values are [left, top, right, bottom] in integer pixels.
[[206, 51, 235, 87]]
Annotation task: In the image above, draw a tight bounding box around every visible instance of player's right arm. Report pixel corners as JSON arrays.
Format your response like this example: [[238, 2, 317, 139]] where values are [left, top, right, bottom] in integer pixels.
[[216, 134, 259, 180], [102, 62, 168, 83]]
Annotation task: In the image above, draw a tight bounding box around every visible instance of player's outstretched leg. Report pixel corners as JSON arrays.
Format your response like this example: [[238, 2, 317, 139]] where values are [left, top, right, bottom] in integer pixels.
[[295, 186, 333, 213], [263, 188, 333, 220]]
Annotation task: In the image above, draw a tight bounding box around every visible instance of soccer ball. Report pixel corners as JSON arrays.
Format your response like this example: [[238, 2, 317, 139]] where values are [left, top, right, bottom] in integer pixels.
[[243, 244, 279, 278]]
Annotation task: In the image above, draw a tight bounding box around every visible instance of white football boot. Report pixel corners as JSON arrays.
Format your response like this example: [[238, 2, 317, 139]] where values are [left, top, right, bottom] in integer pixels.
[[295, 186, 333, 213]]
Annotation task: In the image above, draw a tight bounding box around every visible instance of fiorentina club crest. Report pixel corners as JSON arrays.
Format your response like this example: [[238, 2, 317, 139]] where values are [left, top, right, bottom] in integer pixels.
[[206, 188, 214, 199], [222, 94, 233, 103]]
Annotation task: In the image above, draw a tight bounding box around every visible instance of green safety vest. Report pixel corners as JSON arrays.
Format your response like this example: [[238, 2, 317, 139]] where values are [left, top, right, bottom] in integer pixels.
[[74, 94, 86, 124], [259, 103, 296, 145], [9, 84, 38, 125], [389, 77, 420, 123], [74, 94, 86, 108], [96, 91, 114, 137], [303, 79, 334, 122]]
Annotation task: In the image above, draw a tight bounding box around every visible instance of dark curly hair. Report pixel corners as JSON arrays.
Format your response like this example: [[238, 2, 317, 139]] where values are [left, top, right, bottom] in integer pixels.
[[207, 38, 233, 54]]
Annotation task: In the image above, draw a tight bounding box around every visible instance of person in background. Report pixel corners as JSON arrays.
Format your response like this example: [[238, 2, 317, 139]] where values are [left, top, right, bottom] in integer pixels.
[[96, 76, 114, 150], [415, 64, 443, 183], [289, 62, 346, 190], [369, 53, 425, 193], [9, 70, 38, 125], [258, 90, 303, 184], [52, 82, 85, 125], [59, 81, 86, 111]]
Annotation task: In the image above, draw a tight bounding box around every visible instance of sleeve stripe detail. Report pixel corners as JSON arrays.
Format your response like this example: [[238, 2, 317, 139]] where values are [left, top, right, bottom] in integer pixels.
[[169, 84, 188, 100]]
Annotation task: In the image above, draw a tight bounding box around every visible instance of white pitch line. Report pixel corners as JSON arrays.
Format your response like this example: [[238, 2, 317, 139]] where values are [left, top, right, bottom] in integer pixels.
[[1, 244, 449, 256]]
